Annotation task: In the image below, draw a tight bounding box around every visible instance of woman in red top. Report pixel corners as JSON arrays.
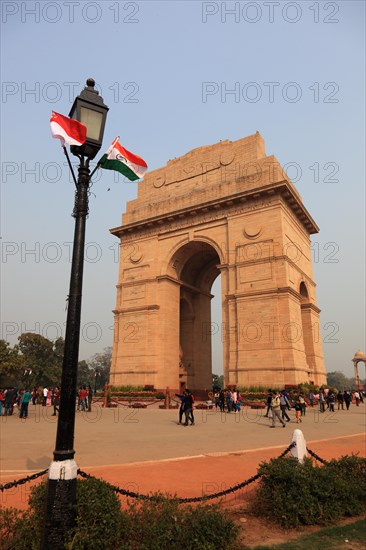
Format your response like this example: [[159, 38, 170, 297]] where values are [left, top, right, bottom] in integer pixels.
[[0, 389, 4, 416]]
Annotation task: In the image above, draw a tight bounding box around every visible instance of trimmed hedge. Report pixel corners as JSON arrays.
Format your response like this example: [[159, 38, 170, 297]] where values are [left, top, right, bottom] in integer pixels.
[[0, 480, 239, 550], [254, 454, 366, 528]]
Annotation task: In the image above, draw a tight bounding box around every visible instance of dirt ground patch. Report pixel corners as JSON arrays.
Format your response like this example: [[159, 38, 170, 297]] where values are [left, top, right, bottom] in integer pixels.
[[228, 502, 366, 549]]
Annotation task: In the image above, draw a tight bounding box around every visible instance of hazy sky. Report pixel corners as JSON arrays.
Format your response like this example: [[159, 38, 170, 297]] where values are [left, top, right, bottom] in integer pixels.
[[1, 1, 365, 377]]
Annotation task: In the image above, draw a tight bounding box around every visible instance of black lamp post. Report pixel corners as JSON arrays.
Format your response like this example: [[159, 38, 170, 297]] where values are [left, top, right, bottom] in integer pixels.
[[42, 79, 108, 548], [94, 369, 101, 394]]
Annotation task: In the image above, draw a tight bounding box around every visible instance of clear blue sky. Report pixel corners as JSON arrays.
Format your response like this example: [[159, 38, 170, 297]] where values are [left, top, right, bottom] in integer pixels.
[[1, 1, 365, 377]]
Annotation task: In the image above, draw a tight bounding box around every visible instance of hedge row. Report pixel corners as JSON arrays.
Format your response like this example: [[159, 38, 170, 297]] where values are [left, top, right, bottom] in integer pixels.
[[254, 454, 366, 528], [0, 480, 239, 550]]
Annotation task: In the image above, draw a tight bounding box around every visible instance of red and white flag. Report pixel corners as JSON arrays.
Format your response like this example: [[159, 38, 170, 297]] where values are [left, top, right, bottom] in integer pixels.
[[50, 111, 87, 147]]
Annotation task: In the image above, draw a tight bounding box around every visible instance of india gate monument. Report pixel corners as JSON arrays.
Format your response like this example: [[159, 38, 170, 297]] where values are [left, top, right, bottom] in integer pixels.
[[109, 132, 327, 392]]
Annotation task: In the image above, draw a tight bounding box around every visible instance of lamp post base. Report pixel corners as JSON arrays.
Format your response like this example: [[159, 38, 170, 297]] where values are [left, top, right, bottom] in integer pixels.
[[41, 460, 78, 549]]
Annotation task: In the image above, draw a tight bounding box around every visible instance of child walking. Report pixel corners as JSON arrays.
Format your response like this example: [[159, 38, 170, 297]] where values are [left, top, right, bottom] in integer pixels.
[[294, 399, 302, 423]]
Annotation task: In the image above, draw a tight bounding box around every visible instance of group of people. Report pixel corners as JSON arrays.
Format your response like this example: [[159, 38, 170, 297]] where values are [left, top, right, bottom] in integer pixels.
[[77, 386, 93, 412], [213, 389, 243, 412], [175, 389, 195, 425], [0, 384, 94, 419], [264, 389, 307, 427], [0, 387, 33, 418], [315, 389, 363, 412], [264, 388, 365, 426]]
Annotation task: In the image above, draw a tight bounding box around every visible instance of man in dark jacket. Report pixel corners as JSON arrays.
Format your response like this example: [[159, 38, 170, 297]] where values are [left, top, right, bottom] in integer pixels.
[[264, 389, 272, 417], [183, 390, 195, 426]]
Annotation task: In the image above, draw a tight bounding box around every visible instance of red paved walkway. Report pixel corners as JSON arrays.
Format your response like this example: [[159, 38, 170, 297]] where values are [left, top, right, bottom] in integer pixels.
[[1, 433, 364, 510]]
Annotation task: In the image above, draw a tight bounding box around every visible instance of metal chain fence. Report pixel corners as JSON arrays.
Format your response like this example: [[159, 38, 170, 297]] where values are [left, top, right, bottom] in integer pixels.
[[0, 469, 48, 493], [0, 442, 329, 500], [306, 446, 329, 464]]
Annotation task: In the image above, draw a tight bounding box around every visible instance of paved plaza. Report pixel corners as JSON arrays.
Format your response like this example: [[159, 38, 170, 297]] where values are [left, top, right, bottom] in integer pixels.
[[1, 403, 365, 510]]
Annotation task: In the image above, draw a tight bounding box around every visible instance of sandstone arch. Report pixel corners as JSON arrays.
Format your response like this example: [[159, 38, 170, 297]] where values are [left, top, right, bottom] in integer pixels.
[[109, 133, 327, 391]]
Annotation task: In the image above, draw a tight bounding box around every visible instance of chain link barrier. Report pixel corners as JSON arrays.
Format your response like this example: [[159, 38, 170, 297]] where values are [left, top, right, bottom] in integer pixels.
[[0, 443, 329, 501], [78, 442, 296, 504], [0, 469, 48, 492], [306, 446, 329, 464]]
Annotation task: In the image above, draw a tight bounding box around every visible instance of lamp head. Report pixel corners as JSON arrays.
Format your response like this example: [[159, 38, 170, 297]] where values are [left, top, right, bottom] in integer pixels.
[[69, 78, 109, 160]]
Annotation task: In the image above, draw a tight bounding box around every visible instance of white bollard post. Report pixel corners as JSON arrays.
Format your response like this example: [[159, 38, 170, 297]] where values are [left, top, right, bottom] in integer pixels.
[[290, 429, 307, 463]]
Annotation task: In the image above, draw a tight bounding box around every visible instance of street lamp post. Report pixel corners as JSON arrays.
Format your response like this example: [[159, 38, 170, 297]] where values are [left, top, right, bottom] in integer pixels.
[[42, 79, 108, 549], [94, 369, 101, 394]]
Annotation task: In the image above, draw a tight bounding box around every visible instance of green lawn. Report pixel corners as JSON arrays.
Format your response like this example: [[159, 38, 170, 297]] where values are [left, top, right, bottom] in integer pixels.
[[249, 518, 366, 550]]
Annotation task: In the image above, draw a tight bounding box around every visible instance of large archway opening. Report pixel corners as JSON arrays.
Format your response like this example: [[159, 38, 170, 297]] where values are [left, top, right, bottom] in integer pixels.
[[170, 241, 221, 393], [299, 281, 315, 382]]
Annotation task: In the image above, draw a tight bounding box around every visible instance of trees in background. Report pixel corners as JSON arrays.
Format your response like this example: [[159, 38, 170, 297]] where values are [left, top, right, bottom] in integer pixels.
[[0, 336, 362, 393], [17, 333, 64, 388], [326, 370, 363, 390], [0, 339, 23, 387], [87, 347, 112, 390], [0, 334, 111, 390], [212, 373, 224, 390]]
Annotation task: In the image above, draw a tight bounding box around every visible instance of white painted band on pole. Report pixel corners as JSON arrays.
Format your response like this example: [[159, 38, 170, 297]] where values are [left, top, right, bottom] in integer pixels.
[[48, 459, 78, 480], [291, 429, 307, 463]]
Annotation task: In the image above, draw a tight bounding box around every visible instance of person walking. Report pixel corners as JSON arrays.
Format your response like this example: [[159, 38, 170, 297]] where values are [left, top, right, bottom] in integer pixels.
[[19, 389, 31, 419], [336, 390, 344, 410], [226, 390, 233, 413], [328, 391, 335, 412], [309, 391, 315, 407], [294, 399, 302, 423], [318, 390, 325, 413], [269, 391, 286, 428], [236, 391, 242, 412], [175, 391, 186, 424], [299, 394, 306, 416], [42, 387, 48, 406], [354, 391, 360, 406], [0, 389, 4, 416], [232, 390, 238, 412], [344, 390, 351, 410], [4, 388, 14, 416], [219, 389, 225, 412], [31, 387, 37, 406], [280, 391, 291, 422], [213, 390, 220, 410], [183, 389, 195, 426], [77, 386, 88, 411], [264, 389, 272, 418], [52, 387, 60, 416]]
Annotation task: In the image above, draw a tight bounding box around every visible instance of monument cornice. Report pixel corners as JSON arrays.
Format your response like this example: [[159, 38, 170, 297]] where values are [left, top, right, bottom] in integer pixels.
[[300, 302, 321, 314], [113, 305, 160, 314], [110, 180, 318, 239], [226, 285, 317, 304]]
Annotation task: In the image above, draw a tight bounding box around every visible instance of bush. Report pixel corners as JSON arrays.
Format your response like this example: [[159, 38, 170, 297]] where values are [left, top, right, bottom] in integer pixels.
[[125, 494, 239, 550], [109, 385, 145, 392], [0, 478, 126, 549], [254, 454, 366, 528], [1, 482, 239, 550]]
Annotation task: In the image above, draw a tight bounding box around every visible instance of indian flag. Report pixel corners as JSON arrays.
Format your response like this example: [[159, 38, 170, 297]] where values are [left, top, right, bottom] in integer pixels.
[[98, 137, 147, 181]]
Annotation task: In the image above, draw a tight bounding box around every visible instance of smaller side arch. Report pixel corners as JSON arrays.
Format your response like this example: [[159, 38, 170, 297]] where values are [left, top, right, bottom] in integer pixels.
[[299, 281, 310, 302]]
